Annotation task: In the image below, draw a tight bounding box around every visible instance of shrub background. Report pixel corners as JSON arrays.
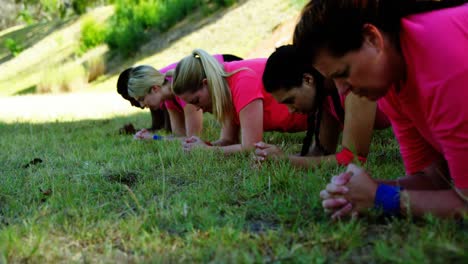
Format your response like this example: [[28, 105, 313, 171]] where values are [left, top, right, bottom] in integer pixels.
[[104, 0, 238, 56]]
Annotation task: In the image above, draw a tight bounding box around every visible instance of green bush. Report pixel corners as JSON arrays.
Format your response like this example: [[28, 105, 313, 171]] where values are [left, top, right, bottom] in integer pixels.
[[4, 38, 23, 57], [72, 0, 90, 14], [79, 16, 108, 54], [105, 0, 238, 57]]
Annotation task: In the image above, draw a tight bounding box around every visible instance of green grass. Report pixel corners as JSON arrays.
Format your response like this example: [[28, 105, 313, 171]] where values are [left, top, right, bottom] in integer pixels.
[[0, 7, 112, 97], [0, 113, 467, 262], [1, 0, 467, 261], [0, 0, 301, 96]]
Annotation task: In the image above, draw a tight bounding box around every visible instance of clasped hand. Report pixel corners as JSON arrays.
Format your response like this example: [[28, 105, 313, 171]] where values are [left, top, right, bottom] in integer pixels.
[[320, 163, 378, 220]]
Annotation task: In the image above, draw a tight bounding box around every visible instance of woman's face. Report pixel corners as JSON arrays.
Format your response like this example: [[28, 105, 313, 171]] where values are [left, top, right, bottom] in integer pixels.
[[313, 25, 397, 101], [178, 82, 211, 112], [134, 86, 164, 110], [271, 73, 317, 113]]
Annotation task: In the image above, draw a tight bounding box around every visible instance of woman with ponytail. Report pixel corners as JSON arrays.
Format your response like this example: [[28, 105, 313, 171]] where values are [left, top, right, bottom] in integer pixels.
[[172, 49, 308, 154], [117, 54, 242, 138], [294, 0, 468, 218], [254, 45, 390, 168]]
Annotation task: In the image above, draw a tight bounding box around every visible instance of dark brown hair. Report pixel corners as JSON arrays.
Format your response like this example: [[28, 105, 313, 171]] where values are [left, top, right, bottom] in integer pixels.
[[293, 0, 466, 62]]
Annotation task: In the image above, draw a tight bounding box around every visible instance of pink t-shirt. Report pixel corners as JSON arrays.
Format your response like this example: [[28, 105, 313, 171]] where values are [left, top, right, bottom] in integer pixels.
[[224, 59, 308, 132], [324, 91, 390, 130], [159, 54, 225, 112], [377, 4, 468, 188]]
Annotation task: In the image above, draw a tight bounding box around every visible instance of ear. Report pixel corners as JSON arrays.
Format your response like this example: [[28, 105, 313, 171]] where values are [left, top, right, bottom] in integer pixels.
[[362, 23, 384, 53], [151, 85, 161, 93], [202, 78, 208, 86], [303, 73, 315, 86]]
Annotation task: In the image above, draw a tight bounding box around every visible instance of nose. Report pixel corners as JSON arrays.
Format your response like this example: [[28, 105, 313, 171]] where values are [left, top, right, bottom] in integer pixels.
[[333, 79, 351, 94]]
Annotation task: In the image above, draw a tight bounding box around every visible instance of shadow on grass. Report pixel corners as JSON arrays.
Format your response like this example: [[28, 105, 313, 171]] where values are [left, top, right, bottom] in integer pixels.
[[0, 18, 78, 64], [14, 85, 37, 95], [1, 112, 467, 262]]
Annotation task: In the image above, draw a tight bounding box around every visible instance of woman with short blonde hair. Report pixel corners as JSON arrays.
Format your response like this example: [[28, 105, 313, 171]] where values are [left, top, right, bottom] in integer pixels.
[[116, 54, 243, 138]]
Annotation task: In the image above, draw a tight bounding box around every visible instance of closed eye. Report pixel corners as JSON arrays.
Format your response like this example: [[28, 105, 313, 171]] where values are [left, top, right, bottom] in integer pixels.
[[331, 65, 350, 79], [190, 98, 199, 105]]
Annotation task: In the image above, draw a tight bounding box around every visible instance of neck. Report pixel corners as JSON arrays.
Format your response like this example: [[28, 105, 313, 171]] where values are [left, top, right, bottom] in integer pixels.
[[388, 45, 407, 93], [161, 85, 174, 100], [384, 33, 407, 84]]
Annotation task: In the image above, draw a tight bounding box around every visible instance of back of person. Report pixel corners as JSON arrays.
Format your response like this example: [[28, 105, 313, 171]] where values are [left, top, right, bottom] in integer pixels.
[[378, 4, 468, 186], [224, 59, 308, 132]]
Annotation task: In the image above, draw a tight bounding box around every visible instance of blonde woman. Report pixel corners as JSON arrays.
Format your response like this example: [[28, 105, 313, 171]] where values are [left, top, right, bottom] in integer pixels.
[[117, 54, 242, 139], [172, 49, 308, 154]]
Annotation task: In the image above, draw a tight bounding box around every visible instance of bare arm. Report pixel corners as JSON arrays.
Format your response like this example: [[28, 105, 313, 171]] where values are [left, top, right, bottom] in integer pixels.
[[288, 155, 336, 168], [314, 106, 341, 154], [380, 159, 466, 217], [378, 158, 452, 190], [210, 116, 240, 147], [167, 109, 186, 137], [291, 94, 378, 168], [400, 189, 467, 218], [341, 93, 377, 156], [286, 106, 341, 168], [321, 161, 467, 219], [255, 110, 340, 168], [211, 99, 263, 154], [183, 104, 203, 137]]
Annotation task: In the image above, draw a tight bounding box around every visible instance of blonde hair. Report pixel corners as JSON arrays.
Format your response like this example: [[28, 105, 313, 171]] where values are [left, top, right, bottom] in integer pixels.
[[127, 65, 166, 98], [172, 49, 244, 122]]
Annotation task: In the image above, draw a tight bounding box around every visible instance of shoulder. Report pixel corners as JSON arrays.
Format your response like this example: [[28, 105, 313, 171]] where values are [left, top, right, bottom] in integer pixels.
[[400, 4, 468, 69], [400, 4, 468, 95], [159, 62, 179, 74], [224, 58, 267, 75]]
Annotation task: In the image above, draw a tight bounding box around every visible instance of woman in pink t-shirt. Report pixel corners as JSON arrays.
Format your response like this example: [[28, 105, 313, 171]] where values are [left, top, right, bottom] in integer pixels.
[[294, 0, 468, 219], [116, 54, 242, 138], [171, 49, 308, 154], [254, 45, 390, 168]]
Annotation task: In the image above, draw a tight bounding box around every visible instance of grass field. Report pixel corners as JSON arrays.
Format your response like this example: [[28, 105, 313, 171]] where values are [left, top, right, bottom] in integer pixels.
[[1, 112, 467, 262], [0, 0, 467, 262]]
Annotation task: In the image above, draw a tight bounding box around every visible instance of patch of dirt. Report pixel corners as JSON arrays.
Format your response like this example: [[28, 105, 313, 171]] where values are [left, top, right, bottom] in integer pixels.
[[22, 158, 43, 168], [246, 220, 280, 234], [39, 188, 53, 203], [104, 171, 140, 187]]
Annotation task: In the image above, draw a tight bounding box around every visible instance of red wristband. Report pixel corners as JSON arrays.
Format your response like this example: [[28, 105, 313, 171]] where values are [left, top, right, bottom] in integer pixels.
[[335, 147, 367, 166]]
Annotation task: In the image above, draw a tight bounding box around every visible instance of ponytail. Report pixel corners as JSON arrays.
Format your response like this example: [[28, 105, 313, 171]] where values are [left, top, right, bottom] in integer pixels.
[[299, 71, 330, 156], [172, 49, 245, 122]]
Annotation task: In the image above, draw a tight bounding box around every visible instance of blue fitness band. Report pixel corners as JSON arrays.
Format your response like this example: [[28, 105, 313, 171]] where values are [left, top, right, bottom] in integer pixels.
[[152, 134, 163, 140], [374, 184, 401, 216]]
